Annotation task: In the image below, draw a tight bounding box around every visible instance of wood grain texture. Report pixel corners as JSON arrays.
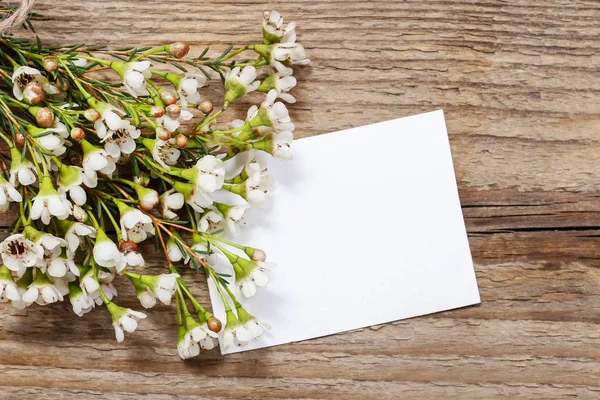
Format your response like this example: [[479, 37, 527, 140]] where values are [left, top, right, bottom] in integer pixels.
[[1, 0, 600, 398]]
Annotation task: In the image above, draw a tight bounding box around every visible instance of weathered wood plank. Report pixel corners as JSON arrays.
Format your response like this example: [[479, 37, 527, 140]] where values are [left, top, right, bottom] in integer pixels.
[[0, 0, 599, 398]]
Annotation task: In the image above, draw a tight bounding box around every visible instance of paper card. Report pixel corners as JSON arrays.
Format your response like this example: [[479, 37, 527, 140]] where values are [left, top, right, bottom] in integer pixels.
[[208, 110, 480, 354]]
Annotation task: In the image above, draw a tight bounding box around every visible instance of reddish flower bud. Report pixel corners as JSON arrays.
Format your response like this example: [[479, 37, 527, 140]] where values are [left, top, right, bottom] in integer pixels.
[[84, 109, 101, 122], [70, 127, 85, 141], [166, 104, 181, 119], [43, 58, 58, 72], [175, 133, 188, 149], [156, 127, 171, 141], [57, 79, 70, 92], [197, 100, 214, 115], [35, 107, 54, 128], [160, 90, 177, 106], [23, 81, 44, 105], [207, 317, 222, 333], [150, 106, 165, 118], [14, 132, 26, 148], [169, 41, 190, 58]]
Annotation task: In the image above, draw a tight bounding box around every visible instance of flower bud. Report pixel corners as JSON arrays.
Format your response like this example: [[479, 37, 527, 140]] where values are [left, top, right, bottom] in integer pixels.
[[251, 248, 267, 262], [43, 58, 58, 72], [169, 41, 190, 58], [14, 132, 26, 148], [160, 90, 177, 106], [70, 127, 85, 141], [156, 127, 171, 141], [35, 107, 54, 128], [23, 81, 45, 105], [119, 239, 139, 254], [166, 104, 181, 119], [197, 100, 213, 115], [150, 106, 165, 118], [57, 79, 70, 92], [84, 109, 101, 122], [207, 316, 222, 333], [175, 133, 188, 149]]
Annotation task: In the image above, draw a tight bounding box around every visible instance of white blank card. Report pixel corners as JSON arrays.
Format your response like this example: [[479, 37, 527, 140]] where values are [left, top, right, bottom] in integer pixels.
[[208, 109, 480, 354]]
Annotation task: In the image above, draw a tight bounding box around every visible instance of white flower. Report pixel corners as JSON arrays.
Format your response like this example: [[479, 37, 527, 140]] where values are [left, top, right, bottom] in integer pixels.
[[194, 155, 226, 193], [137, 285, 156, 309], [245, 172, 273, 206], [63, 221, 96, 253], [92, 230, 125, 272], [80, 269, 100, 295], [35, 131, 67, 157], [258, 73, 297, 103], [270, 42, 309, 75], [136, 187, 159, 211], [0, 266, 20, 303], [45, 255, 78, 278], [197, 210, 223, 233], [178, 327, 200, 359], [22, 275, 64, 306], [236, 259, 276, 298], [122, 61, 151, 97], [58, 165, 96, 206], [11, 66, 59, 100], [262, 10, 296, 44], [178, 317, 219, 358], [160, 189, 184, 220], [151, 139, 180, 170], [9, 147, 36, 186], [221, 311, 252, 350], [174, 181, 213, 213], [81, 140, 117, 178], [245, 318, 270, 340], [271, 130, 294, 161], [221, 204, 250, 235], [30, 177, 72, 224], [224, 66, 260, 104], [177, 73, 206, 107], [102, 120, 141, 158], [145, 273, 180, 305], [119, 206, 154, 243], [158, 108, 193, 133], [69, 286, 94, 317], [0, 234, 43, 277], [0, 176, 22, 212], [93, 102, 126, 139], [251, 89, 295, 131], [108, 303, 146, 343]]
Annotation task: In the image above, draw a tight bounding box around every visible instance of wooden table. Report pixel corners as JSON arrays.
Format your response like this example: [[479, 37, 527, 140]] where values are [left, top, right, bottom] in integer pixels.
[[1, 0, 599, 398]]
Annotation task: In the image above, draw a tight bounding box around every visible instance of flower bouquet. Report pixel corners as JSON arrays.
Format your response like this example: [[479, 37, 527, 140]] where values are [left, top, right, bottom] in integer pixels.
[[0, 8, 308, 359]]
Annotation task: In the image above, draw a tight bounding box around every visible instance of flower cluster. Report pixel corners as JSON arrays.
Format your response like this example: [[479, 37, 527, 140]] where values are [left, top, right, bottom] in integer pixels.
[[0, 10, 308, 359]]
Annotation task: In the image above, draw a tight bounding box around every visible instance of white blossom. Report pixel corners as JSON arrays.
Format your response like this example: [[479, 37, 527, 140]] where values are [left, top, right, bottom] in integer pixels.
[[30, 177, 72, 224], [152, 139, 180, 170], [11, 66, 59, 100], [122, 61, 151, 97], [262, 10, 297, 44], [160, 189, 184, 220], [0, 176, 22, 212], [108, 303, 146, 343], [120, 207, 154, 243], [0, 234, 43, 277], [197, 210, 223, 233], [22, 276, 64, 306], [177, 73, 206, 107], [102, 120, 141, 158]]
